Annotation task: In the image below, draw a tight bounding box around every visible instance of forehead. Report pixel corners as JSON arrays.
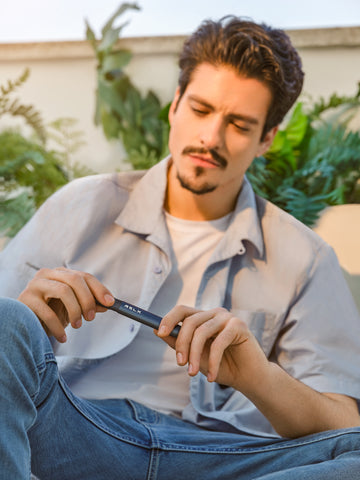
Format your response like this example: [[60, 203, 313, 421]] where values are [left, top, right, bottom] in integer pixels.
[[184, 63, 272, 124]]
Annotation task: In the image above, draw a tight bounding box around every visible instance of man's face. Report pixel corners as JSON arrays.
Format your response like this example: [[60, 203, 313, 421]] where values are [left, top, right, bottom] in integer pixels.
[[168, 63, 277, 201]]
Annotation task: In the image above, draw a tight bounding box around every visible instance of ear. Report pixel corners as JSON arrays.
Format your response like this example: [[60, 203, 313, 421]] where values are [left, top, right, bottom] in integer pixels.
[[168, 87, 181, 126], [256, 126, 278, 157]]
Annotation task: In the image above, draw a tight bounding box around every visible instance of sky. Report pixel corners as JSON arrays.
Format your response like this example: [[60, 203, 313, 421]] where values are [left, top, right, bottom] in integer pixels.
[[1, 0, 360, 43]]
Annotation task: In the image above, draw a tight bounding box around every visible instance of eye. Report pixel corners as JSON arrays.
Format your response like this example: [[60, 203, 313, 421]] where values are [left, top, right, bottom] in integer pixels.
[[191, 106, 208, 116], [232, 121, 250, 133]]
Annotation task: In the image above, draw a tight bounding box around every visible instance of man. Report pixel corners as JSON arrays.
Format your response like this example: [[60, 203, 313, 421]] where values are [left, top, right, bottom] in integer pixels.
[[1, 16, 360, 479]]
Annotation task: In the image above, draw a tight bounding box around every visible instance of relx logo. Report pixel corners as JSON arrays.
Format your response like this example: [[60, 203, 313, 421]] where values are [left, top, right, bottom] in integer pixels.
[[124, 304, 142, 314]]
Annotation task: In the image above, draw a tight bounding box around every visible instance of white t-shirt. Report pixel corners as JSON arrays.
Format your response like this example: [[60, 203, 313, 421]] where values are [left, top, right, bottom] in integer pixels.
[[65, 211, 231, 416]]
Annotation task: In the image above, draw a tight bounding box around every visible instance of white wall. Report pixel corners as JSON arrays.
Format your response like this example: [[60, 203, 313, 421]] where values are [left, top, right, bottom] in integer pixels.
[[0, 28, 359, 173]]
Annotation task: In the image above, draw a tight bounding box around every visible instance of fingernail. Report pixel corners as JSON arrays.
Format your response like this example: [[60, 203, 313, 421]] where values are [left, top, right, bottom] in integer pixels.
[[158, 325, 167, 336], [74, 319, 82, 328], [177, 352, 183, 365], [59, 334, 67, 343], [87, 310, 95, 321], [104, 294, 114, 305], [188, 363, 194, 375]]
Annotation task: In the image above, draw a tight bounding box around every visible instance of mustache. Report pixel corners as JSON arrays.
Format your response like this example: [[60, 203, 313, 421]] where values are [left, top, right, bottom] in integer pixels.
[[182, 146, 227, 169]]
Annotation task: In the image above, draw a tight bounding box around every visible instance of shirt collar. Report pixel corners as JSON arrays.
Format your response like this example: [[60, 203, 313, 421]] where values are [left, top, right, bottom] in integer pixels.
[[116, 156, 264, 258], [215, 176, 264, 260], [115, 157, 169, 235]]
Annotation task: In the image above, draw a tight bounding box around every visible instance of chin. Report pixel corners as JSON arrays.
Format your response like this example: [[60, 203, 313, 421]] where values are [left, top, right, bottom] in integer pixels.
[[177, 172, 217, 195]]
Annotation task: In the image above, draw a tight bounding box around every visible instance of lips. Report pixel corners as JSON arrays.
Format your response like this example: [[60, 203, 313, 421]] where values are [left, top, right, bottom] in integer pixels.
[[181, 146, 227, 169], [188, 153, 220, 168]]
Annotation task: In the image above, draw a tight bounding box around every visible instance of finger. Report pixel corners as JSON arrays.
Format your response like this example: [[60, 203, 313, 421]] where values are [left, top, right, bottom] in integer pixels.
[[59, 269, 115, 317], [206, 319, 241, 382], [154, 329, 177, 349], [38, 268, 114, 325], [187, 308, 231, 376], [21, 276, 83, 329], [206, 318, 249, 383], [158, 304, 199, 338], [19, 289, 68, 342], [79, 271, 115, 311], [175, 310, 218, 368], [48, 269, 98, 323]]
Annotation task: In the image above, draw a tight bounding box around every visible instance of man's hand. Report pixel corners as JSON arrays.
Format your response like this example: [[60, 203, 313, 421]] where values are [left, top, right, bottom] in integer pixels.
[[157, 305, 360, 437], [18, 267, 115, 343], [156, 305, 270, 392]]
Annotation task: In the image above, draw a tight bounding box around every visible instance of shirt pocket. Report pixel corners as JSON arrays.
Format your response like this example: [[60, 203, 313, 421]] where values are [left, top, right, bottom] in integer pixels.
[[230, 310, 281, 357]]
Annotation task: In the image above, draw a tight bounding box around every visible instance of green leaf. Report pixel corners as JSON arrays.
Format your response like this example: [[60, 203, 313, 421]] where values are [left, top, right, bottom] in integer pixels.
[[266, 131, 296, 171], [0, 191, 36, 237], [102, 50, 132, 74], [85, 20, 97, 50], [101, 3, 141, 36], [285, 102, 308, 147], [100, 107, 122, 139], [158, 102, 171, 124], [98, 26, 124, 52]]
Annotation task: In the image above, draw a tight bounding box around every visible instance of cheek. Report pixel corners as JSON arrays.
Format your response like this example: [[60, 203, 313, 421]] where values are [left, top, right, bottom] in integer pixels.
[[228, 135, 258, 158], [169, 115, 192, 150]]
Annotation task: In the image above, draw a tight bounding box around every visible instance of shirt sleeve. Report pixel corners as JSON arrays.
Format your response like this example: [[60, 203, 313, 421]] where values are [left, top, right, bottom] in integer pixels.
[[0, 186, 72, 298], [274, 242, 360, 404], [0, 174, 114, 298]]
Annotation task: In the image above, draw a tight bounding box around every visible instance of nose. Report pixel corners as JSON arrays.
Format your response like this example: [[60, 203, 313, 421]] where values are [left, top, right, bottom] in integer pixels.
[[199, 116, 225, 151]]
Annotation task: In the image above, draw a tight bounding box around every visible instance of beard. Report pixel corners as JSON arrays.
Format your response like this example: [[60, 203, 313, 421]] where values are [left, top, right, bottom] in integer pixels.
[[173, 146, 228, 195], [176, 166, 217, 195]]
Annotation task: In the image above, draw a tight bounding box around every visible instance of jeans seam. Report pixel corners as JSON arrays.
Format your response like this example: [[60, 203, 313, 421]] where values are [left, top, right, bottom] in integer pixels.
[[154, 429, 360, 454], [29, 356, 57, 402], [35, 354, 57, 375], [146, 447, 160, 480], [57, 376, 152, 448]]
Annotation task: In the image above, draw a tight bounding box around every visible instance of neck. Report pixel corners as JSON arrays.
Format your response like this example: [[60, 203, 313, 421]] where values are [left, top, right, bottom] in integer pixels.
[[165, 163, 241, 221]]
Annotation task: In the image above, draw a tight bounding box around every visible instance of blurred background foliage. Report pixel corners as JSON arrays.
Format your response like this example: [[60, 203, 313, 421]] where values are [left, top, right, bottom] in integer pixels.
[[86, 2, 170, 171], [247, 86, 360, 226], [0, 69, 90, 237]]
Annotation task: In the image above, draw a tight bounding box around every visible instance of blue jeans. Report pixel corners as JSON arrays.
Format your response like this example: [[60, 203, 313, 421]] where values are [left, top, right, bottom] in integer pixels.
[[1, 297, 360, 480]]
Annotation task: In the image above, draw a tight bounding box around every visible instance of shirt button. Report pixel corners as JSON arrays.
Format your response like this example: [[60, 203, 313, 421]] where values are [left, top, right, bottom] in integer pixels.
[[153, 266, 162, 274]]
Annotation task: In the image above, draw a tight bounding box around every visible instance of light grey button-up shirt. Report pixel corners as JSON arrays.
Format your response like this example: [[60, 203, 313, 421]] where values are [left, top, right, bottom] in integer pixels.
[[1, 158, 360, 437]]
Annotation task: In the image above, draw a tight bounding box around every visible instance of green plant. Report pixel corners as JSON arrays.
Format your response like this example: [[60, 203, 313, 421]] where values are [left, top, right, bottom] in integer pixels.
[[247, 85, 360, 226], [0, 70, 89, 238], [0, 68, 47, 142], [86, 2, 170, 170]]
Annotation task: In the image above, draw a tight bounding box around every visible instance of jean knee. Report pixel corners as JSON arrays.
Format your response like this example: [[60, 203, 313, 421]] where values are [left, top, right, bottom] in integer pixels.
[[334, 428, 360, 455], [0, 297, 48, 351]]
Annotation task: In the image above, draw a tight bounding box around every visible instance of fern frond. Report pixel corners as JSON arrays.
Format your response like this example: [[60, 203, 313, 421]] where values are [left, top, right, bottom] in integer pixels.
[[6, 99, 47, 143], [0, 69, 30, 97]]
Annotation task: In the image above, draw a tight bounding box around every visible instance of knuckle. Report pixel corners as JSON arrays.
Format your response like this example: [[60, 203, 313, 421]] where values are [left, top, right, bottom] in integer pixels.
[[34, 267, 51, 278], [82, 271, 93, 282], [173, 304, 186, 315], [212, 307, 228, 317], [66, 270, 81, 282], [214, 307, 226, 314], [56, 282, 71, 296], [197, 320, 215, 333], [231, 316, 247, 329]]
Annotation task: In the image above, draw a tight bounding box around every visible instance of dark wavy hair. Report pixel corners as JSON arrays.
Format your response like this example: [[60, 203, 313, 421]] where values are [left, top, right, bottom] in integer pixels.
[[178, 16, 304, 137]]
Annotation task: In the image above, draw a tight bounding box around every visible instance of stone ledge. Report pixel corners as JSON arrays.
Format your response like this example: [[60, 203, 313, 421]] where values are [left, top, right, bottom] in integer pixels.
[[0, 26, 359, 62]]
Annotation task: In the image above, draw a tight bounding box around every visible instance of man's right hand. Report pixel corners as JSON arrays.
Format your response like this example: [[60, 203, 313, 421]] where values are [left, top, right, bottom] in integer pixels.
[[18, 267, 115, 343]]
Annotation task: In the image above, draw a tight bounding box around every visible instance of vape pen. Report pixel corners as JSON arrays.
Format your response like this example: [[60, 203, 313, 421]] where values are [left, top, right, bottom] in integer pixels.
[[99, 298, 180, 338]]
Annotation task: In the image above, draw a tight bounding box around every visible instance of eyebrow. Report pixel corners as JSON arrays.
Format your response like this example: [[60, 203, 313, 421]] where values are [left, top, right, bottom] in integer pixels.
[[188, 94, 260, 126]]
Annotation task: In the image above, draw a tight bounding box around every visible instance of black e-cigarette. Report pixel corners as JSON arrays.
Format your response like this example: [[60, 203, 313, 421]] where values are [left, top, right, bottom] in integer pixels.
[[100, 298, 180, 338]]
